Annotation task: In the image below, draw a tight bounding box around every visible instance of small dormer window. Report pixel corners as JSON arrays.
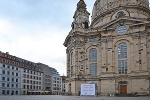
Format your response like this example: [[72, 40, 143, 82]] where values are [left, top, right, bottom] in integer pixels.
[[116, 11, 126, 18]]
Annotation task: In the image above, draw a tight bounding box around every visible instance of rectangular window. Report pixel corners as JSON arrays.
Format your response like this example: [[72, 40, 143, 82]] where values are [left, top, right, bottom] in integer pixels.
[[2, 70, 5, 74], [2, 77, 5, 81], [36, 86, 38, 90], [7, 78, 10, 81], [30, 80, 32, 84], [7, 90, 9, 95], [23, 85, 26, 89], [12, 78, 14, 82], [71, 66, 74, 77], [39, 86, 41, 90], [16, 91, 18, 95], [89, 63, 97, 76], [7, 66, 10, 68], [39, 82, 41, 85], [24, 69, 26, 73], [2, 59, 5, 62], [12, 61, 15, 65], [3, 64, 5, 67], [16, 73, 18, 76], [2, 83, 5, 87], [16, 79, 18, 82], [12, 66, 14, 69], [16, 68, 18, 70], [27, 85, 29, 89], [8, 60, 10, 63], [12, 84, 14, 87], [12, 72, 14, 75], [118, 60, 127, 74], [2, 90, 5, 95], [7, 84, 9, 87]]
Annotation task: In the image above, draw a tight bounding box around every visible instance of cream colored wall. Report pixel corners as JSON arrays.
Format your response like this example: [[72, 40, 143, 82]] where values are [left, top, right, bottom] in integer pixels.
[[101, 79, 115, 94], [132, 79, 149, 93]]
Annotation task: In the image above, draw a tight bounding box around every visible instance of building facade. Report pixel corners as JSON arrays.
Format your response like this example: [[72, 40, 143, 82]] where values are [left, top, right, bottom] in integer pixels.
[[50, 68, 62, 95], [0, 63, 21, 95], [64, 0, 150, 95], [61, 76, 66, 93], [21, 67, 43, 95], [0, 51, 43, 95], [39, 63, 52, 94]]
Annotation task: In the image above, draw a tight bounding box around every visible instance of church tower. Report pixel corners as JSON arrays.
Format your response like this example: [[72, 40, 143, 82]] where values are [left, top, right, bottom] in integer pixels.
[[72, 0, 90, 29], [64, 0, 150, 96]]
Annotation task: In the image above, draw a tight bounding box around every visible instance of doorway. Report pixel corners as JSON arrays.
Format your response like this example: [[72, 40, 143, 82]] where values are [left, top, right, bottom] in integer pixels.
[[120, 85, 127, 94]]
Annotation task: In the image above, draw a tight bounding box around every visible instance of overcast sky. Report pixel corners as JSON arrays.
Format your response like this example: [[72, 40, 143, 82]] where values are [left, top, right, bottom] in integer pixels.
[[0, 0, 95, 75], [0, 0, 149, 76]]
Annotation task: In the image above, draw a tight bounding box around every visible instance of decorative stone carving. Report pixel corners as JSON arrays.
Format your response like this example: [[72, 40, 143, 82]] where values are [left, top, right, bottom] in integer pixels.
[[77, 0, 86, 11]]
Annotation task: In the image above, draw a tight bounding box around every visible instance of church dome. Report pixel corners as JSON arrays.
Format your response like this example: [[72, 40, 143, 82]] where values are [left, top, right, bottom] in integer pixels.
[[91, 0, 149, 24]]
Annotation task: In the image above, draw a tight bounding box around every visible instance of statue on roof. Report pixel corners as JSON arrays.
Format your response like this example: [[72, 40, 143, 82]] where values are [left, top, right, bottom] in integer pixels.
[[77, 0, 86, 11]]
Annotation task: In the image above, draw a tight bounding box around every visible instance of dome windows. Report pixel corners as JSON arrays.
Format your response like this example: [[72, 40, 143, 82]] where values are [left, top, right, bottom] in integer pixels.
[[116, 11, 126, 18]]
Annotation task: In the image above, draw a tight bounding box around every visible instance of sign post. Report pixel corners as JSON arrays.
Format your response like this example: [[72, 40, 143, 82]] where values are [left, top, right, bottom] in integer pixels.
[[80, 84, 96, 96]]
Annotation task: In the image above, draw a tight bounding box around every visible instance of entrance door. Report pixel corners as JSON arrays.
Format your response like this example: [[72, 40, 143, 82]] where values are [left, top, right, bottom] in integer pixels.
[[120, 85, 127, 94]]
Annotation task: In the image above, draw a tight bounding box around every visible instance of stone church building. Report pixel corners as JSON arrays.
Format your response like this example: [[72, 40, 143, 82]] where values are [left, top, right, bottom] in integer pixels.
[[64, 0, 150, 95]]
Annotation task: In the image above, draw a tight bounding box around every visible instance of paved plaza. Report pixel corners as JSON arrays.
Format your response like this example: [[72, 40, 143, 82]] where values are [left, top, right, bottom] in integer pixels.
[[0, 95, 150, 100]]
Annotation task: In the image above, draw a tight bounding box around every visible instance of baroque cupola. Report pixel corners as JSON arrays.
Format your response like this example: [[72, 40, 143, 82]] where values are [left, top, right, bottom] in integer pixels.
[[91, 0, 150, 27], [71, 0, 90, 29]]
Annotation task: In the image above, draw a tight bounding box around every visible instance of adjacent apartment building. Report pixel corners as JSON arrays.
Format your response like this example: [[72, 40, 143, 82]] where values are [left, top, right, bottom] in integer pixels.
[[50, 67, 62, 95], [61, 75, 66, 93], [38, 63, 52, 95], [0, 51, 64, 95], [0, 61, 21, 95], [0, 51, 43, 95]]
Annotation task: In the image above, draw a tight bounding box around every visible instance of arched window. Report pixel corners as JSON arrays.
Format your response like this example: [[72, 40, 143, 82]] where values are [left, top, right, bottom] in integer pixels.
[[84, 21, 89, 29], [118, 43, 127, 74], [89, 48, 97, 76], [90, 48, 97, 62], [116, 11, 126, 18], [118, 43, 127, 58], [71, 52, 74, 65]]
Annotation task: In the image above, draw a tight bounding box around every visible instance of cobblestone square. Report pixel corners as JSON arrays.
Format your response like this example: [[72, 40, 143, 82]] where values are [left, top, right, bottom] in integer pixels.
[[0, 95, 150, 100]]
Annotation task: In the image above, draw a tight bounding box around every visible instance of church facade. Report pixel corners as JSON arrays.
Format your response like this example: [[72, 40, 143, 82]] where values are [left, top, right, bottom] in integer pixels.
[[64, 0, 150, 95]]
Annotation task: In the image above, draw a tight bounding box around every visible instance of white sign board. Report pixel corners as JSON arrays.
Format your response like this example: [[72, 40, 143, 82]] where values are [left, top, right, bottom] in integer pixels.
[[80, 84, 95, 96]]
